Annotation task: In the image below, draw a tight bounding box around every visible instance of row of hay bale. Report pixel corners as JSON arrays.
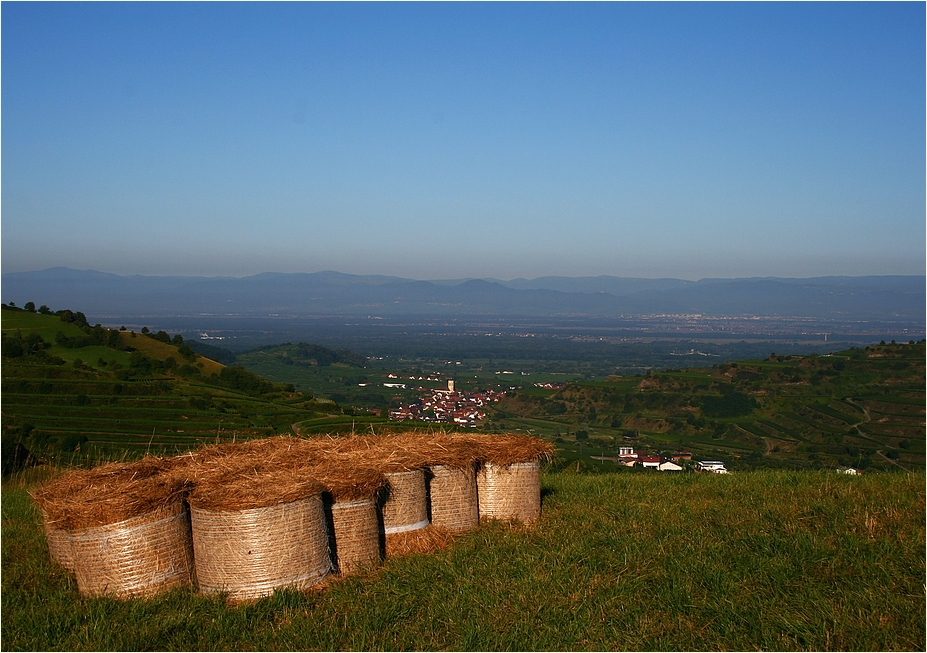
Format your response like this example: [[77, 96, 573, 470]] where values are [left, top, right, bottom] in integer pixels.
[[33, 432, 553, 602]]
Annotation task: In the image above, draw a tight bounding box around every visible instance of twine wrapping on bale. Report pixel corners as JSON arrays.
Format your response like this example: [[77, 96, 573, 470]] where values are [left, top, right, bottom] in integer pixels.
[[41, 509, 75, 573], [328, 497, 381, 575], [187, 466, 331, 602], [477, 461, 543, 525], [301, 455, 386, 576], [31, 457, 194, 598], [428, 463, 479, 533], [382, 469, 429, 535], [190, 496, 330, 601], [69, 498, 194, 599]]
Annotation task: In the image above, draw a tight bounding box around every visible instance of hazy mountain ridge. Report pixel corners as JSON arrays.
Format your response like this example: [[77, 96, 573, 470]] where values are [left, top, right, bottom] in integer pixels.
[[2, 268, 923, 321]]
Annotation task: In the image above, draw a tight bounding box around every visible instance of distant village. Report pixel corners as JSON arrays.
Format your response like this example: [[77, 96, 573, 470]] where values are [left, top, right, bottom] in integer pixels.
[[386, 379, 504, 427]]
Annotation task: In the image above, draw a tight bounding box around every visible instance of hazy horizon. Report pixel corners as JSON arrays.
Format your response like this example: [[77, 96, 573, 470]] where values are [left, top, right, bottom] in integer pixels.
[[4, 265, 925, 284], [2, 3, 924, 280]]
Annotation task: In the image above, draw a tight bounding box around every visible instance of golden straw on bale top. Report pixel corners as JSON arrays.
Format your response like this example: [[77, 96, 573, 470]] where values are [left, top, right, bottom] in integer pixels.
[[32, 457, 186, 531]]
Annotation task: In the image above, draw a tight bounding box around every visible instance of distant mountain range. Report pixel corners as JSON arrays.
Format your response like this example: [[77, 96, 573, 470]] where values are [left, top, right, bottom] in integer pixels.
[[1, 267, 923, 321]]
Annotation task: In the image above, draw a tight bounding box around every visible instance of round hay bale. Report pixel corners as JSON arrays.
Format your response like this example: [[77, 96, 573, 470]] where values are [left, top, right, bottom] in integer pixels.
[[31, 457, 193, 598], [477, 461, 542, 525], [69, 497, 194, 599], [41, 509, 75, 573], [382, 469, 429, 535], [188, 466, 331, 602], [328, 497, 381, 575], [428, 464, 479, 533], [190, 494, 330, 601], [279, 443, 387, 576]]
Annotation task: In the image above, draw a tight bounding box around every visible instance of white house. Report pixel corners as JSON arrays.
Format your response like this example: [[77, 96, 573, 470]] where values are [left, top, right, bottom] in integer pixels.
[[658, 461, 683, 472], [697, 460, 728, 474]]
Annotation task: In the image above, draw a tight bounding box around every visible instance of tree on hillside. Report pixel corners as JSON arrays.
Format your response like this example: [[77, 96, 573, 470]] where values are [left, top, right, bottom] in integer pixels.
[[214, 366, 275, 396]]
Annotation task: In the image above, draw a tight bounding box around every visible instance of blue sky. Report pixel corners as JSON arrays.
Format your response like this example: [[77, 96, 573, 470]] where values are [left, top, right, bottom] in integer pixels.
[[2, 2, 924, 280]]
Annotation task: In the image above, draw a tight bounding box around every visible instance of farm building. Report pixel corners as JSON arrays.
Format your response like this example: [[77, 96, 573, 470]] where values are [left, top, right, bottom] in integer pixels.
[[696, 460, 728, 474]]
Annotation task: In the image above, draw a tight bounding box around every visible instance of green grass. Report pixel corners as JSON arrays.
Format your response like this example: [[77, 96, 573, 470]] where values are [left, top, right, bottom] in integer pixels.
[[3, 469, 923, 651], [1, 310, 87, 340]]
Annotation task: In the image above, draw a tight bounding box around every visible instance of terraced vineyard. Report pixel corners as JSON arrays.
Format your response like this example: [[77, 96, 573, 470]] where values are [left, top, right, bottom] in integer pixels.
[[1, 306, 354, 467], [492, 342, 925, 472]]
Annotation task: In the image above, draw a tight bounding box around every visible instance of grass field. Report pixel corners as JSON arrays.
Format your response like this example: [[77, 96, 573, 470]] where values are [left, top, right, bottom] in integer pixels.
[[2, 468, 923, 651]]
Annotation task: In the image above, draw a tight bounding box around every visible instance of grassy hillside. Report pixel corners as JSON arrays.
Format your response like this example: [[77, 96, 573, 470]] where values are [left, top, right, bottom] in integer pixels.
[[235, 342, 390, 407], [1, 306, 348, 465], [2, 468, 923, 651], [492, 342, 925, 473]]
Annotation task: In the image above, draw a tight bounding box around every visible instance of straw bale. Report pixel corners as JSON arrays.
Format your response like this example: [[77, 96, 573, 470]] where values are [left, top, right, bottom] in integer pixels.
[[167, 436, 307, 486], [190, 493, 331, 602], [382, 469, 429, 534], [385, 524, 456, 558], [391, 431, 483, 468], [428, 463, 479, 533], [278, 438, 389, 501], [41, 509, 75, 573], [454, 433, 554, 466], [69, 497, 194, 599], [316, 434, 430, 473], [477, 461, 542, 525], [186, 461, 326, 512], [328, 497, 381, 575], [176, 435, 389, 503], [32, 456, 185, 531]]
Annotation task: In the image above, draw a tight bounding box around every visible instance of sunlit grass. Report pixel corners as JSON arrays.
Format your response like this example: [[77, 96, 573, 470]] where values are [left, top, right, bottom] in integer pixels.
[[2, 470, 923, 651]]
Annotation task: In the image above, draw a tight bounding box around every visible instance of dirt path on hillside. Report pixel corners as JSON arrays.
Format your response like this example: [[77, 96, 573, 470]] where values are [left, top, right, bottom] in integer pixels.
[[876, 449, 910, 471], [844, 398, 871, 427]]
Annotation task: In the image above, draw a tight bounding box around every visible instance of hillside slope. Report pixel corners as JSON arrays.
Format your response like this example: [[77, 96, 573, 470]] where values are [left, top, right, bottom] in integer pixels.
[[1, 305, 343, 467], [493, 341, 925, 472]]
